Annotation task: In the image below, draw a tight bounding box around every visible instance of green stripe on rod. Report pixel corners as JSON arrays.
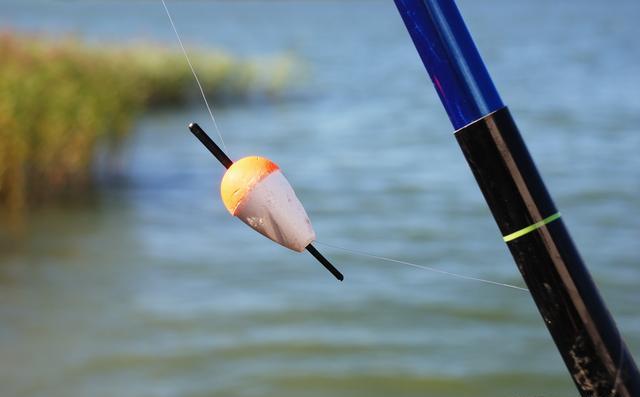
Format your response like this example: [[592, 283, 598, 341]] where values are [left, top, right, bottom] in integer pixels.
[[503, 213, 561, 242]]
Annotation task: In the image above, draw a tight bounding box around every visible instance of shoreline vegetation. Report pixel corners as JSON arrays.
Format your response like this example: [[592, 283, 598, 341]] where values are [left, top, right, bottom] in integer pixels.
[[0, 32, 296, 214]]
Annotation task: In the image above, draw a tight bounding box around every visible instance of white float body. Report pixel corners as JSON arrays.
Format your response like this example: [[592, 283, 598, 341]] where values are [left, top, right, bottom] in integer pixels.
[[233, 170, 316, 252]]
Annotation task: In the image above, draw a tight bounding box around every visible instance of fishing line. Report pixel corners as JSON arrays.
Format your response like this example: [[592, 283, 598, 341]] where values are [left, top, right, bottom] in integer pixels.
[[160, 0, 227, 152], [314, 240, 529, 292], [161, 2, 520, 294]]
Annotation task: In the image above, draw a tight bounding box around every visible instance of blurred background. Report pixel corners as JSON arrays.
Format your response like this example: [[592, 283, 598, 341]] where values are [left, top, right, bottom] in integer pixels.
[[0, 1, 638, 396]]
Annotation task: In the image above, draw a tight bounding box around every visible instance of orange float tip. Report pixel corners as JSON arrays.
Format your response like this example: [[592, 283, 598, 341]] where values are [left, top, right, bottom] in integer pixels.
[[220, 156, 280, 215]]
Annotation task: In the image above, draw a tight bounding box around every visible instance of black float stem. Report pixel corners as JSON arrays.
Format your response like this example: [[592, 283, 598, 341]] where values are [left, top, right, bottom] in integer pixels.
[[306, 244, 344, 281], [188, 122, 343, 282], [189, 122, 233, 169]]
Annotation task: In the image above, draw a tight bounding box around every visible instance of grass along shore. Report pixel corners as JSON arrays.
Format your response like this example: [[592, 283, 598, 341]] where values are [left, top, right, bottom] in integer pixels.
[[0, 32, 295, 213]]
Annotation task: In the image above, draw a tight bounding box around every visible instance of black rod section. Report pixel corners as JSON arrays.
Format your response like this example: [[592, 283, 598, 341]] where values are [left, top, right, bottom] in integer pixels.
[[188, 122, 344, 282], [455, 107, 639, 397], [189, 122, 233, 169], [306, 244, 344, 281]]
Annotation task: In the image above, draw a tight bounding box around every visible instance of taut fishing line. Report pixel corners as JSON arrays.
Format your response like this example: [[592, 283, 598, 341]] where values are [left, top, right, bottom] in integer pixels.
[[160, 1, 527, 293], [161, 0, 227, 152], [315, 241, 528, 292]]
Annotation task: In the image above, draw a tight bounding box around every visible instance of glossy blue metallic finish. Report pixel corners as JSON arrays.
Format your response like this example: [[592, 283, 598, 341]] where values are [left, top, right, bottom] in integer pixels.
[[394, 0, 503, 129]]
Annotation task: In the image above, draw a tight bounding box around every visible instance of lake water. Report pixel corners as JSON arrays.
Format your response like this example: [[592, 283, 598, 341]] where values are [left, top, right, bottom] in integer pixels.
[[1, 1, 639, 396]]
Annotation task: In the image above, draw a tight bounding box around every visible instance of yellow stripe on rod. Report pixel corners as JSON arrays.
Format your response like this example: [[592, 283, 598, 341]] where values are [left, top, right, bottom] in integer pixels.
[[503, 213, 561, 242]]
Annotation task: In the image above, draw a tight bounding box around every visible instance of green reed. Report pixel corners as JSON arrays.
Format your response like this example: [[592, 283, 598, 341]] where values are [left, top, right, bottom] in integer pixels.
[[0, 33, 295, 212]]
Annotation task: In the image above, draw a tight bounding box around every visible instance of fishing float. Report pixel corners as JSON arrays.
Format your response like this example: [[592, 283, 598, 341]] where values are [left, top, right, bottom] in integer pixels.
[[393, 0, 639, 395], [188, 122, 344, 282], [160, 0, 343, 282]]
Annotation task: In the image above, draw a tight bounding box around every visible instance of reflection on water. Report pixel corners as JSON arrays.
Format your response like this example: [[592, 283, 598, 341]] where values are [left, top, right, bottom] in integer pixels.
[[1, 1, 639, 396]]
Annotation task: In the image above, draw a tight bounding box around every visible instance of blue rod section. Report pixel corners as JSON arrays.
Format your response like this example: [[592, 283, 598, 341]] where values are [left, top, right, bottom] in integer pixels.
[[394, 0, 503, 129]]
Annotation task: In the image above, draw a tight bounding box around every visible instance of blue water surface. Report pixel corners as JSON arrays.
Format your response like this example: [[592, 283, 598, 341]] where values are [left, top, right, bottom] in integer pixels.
[[0, 1, 639, 397]]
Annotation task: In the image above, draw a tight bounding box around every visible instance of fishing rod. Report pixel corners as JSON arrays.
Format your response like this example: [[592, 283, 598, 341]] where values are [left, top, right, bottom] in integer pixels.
[[393, 0, 639, 396], [188, 122, 344, 282]]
